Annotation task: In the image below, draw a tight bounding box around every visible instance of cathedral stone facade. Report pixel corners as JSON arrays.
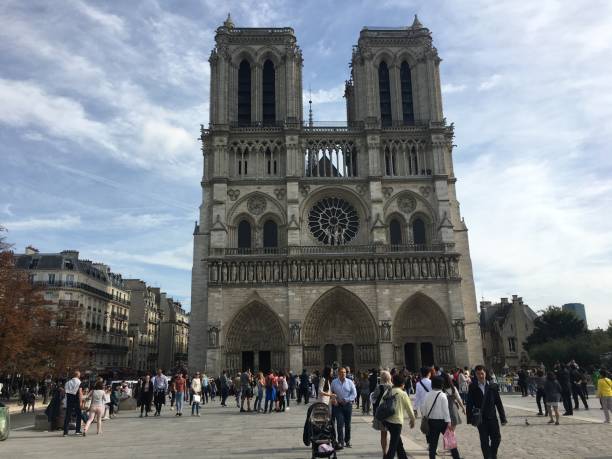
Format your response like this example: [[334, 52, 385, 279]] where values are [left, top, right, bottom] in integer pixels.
[[189, 15, 484, 376]]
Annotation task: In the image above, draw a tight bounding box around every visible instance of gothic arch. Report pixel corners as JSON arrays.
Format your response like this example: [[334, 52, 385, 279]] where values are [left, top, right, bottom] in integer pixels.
[[392, 293, 453, 369], [372, 49, 397, 68], [395, 50, 418, 69], [302, 287, 378, 370], [231, 48, 257, 67], [224, 300, 287, 372], [256, 46, 283, 66], [228, 191, 286, 226], [384, 190, 438, 226]]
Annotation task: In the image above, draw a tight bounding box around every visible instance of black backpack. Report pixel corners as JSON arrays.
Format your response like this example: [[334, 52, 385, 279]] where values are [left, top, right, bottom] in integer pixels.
[[374, 388, 397, 421]]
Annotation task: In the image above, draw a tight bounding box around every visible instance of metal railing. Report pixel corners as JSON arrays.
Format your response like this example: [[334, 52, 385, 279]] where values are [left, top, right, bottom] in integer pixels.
[[33, 280, 131, 306]]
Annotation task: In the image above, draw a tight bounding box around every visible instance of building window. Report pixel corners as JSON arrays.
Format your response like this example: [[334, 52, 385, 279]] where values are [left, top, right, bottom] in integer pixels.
[[389, 219, 403, 245], [48, 273, 56, 284], [508, 337, 517, 353], [378, 61, 392, 127], [400, 61, 414, 125], [412, 218, 427, 245], [262, 59, 275, 126], [238, 60, 251, 126], [237, 220, 252, 249], [263, 220, 278, 248]]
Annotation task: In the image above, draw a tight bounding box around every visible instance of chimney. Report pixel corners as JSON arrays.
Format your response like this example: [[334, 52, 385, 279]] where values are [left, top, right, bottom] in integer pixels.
[[500, 297, 508, 304], [61, 250, 79, 258], [25, 245, 39, 255]]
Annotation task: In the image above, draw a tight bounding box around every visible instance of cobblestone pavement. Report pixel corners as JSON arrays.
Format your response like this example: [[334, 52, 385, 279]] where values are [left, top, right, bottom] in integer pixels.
[[2, 396, 610, 458]]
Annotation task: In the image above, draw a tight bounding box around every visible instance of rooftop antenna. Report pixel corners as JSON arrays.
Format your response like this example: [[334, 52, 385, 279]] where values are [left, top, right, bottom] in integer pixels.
[[308, 85, 313, 127]]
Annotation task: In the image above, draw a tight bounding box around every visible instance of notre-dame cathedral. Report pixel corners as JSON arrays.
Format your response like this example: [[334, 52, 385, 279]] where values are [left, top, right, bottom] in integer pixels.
[[188, 15, 483, 376]]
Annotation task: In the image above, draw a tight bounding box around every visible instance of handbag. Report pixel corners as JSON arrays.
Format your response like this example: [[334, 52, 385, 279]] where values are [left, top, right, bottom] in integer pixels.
[[420, 392, 441, 434], [443, 428, 458, 449], [193, 394, 201, 403], [470, 384, 488, 426], [374, 388, 397, 421]]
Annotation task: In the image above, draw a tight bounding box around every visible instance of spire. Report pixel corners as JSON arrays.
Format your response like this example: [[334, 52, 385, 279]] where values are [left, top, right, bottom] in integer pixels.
[[223, 13, 234, 29], [308, 86, 313, 127], [411, 14, 422, 29]]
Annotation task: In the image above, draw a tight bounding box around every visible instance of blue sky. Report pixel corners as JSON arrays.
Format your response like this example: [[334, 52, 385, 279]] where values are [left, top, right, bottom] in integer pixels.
[[1, 0, 611, 328]]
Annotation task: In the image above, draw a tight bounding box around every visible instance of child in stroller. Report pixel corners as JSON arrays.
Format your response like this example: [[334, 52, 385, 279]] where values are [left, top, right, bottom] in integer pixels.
[[303, 402, 338, 458]]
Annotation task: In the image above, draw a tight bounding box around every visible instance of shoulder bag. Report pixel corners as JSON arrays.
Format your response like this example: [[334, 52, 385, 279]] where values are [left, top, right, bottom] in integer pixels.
[[374, 388, 397, 422], [420, 392, 441, 435]]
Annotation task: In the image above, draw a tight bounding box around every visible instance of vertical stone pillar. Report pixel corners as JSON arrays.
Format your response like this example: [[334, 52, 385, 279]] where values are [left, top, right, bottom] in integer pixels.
[[389, 64, 403, 123], [252, 63, 262, 125]]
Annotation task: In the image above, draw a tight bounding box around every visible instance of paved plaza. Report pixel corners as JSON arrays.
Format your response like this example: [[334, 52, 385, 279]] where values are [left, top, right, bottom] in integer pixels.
[[3, 394, 611, 459]]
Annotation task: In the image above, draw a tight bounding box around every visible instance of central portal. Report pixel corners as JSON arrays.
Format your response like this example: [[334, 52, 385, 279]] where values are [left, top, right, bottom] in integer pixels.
[[303, 287, 378, 371]]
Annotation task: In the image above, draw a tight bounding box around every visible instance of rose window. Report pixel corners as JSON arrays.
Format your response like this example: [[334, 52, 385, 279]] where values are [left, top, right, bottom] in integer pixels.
[[308, 197, 359, 245]]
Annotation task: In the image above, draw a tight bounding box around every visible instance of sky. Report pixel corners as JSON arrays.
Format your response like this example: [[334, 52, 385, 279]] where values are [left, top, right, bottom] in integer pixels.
[[1, 0, 611, 328]]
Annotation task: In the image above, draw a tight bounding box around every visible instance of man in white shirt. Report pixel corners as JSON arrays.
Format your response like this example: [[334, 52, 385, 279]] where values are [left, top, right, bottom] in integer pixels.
[[152, 369, 168, 416], [63, 370, 83, 436], [414, 367, 432, 416]]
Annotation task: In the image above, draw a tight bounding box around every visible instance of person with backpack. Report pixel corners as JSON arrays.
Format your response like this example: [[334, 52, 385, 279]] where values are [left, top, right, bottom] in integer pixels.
[[422, 376, 462, 459], [377, 373, 416, 459], [371, 370, 393, 456]]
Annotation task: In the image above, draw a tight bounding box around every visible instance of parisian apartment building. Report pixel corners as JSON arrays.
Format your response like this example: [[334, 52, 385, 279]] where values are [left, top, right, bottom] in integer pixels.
[[15, 247, 188, 376]]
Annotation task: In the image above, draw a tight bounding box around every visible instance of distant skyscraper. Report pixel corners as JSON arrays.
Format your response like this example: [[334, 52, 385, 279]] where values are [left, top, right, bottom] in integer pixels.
[[562, 303, 587, 327]]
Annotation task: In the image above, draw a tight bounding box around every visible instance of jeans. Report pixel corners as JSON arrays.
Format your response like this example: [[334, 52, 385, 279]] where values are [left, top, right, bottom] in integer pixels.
[[191, 401, 200, 415], [361, 391, 371, 413], [477, 418, 501, 459], [221, 387, 229, 406], [561, 387, 573, 414], [536, 388, 548, 415], [382, 421, 407, 459], [571, 383, 588, 409], [154, 391, 165, 414], [297, 386, 309, 404], [175, 392, 184, 413], [63, 393, 82, 434], [426, 419, 460, 459], [332, 402, 352, 445]]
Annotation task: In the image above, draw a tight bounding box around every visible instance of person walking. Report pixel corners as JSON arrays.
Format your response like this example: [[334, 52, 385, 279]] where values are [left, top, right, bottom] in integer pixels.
[[151, 369, 168, 416], [330, 367, 357, 450], [83, 381, 106, 436], [220, 370, 230, 407], [458, 367, 470, 404], [379, 373, 416, 459], [443, 372, 465, 428], [317, 366, 334, 406], [139, 374, 154, 417], [555, 364, 573, 416], [191, 372, 203, 416], [596, 369, 612, 423], [359, 372, 371, 414], [298, 369, 311, 405], [62, 370, 83, 437], [422, 376, 461, 459], [174, 373, 186, 416], [535, 370, 548, 416], [240, 369, 253, 413], [371, 370, 393, 457], [544, 372, 562, 425], [414, 367, 432, 416], [201, 372, 209, 404], [466, 365, 507, 459], [570, 364, 589, 410]]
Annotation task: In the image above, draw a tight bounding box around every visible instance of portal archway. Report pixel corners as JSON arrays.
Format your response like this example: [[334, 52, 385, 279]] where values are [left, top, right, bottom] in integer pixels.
[[224, 301, 287, 374], [393, 293, 453, 370], [303, 287, 378, 371]]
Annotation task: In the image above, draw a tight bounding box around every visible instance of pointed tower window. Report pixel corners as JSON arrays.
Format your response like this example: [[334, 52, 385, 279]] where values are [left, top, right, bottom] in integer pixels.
[[262, 60, 276, 126], [378, 61, 392, 127], [263, 220, 278, 248], [238, 60, 251, 126], [389, 219, 403, 245], [401, 61, 414, 125], [412, 218, 427, 245]]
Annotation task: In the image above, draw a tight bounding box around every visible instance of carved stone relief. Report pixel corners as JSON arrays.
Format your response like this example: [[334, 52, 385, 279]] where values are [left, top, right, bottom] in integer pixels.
[[247, 195, 267, 215], [228, 189, 240, 201], [274, 188, 286, 200], [207, 324, 220, 348], [379, 320, 392, 342], [289, 321, 301, 345], [397, 195, 417, 214], [382, 187, 393, 198]]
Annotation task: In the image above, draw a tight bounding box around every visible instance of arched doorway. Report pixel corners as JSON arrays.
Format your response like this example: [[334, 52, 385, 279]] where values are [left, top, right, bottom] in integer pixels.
[[303, 287, 378, 372], [393, 293, 453, 371], [224, 301, 287, 374]]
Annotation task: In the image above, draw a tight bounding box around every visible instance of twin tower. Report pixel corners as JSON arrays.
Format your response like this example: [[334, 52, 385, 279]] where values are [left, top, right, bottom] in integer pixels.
[[189, 15, 484, 376]]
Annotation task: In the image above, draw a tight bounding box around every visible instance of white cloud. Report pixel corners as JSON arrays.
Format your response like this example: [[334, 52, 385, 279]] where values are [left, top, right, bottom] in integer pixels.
[[305, 84, 346, 105], [71, 0, 126, 36], [0, 79, 115, 151], [441, 83, 467, 94], [477, 74, 502, 91], [89, 243, 193, 271], [4, 215, 81, 231], [109, 213, 178, 229]]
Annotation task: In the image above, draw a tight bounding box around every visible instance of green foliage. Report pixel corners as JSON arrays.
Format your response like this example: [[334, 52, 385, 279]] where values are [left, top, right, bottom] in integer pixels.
[[528, 330, 612, 369], [525, 306, 587, 350]]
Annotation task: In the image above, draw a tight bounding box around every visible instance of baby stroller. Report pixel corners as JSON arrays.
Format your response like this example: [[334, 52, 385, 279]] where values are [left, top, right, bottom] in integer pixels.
[[303, 402, 337, 458]]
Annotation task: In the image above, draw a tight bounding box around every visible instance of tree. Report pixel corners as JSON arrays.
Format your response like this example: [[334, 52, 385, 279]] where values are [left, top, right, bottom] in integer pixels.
[[525, 306, 587, 350], [0, 232, 89, 380], [528, 330, 612, 369]]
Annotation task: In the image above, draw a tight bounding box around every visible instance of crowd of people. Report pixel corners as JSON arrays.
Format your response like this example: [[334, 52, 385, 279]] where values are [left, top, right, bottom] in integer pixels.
[[3, 359, 610, 458]]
